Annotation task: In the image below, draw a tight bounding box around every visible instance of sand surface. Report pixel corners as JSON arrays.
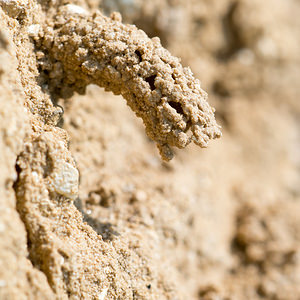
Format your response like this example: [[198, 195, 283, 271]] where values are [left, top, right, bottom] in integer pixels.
[[0, 0, 300, 299]]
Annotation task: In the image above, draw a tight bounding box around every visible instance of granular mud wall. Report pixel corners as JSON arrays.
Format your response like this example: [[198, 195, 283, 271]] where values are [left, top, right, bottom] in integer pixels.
[[0, 0, 300, 299]]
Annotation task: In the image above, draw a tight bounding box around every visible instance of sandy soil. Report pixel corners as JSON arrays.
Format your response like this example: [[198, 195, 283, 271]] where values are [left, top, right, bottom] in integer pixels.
[[0, 0, 300, 299]]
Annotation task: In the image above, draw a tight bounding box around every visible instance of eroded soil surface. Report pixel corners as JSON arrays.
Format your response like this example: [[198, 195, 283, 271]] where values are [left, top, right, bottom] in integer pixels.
[[0, 0, 300, 299]]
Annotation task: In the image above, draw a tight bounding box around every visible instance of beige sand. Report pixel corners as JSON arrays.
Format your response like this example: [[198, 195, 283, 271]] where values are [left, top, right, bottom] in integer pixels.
[[0, 0, 300, 299]]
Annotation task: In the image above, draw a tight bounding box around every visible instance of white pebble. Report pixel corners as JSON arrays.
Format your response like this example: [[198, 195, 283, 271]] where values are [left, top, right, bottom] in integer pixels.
[[65, 4, 88, 15], [31, 171, 39, 184], [133, 190, 147, 202], [98, 287, 108, 300], [49, 160, 79, 199], [27, 24, 40, 36]]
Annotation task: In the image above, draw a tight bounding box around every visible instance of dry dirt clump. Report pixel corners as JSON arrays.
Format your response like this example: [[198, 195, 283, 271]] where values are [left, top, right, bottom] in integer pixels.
[[35, 5, 221, 160], [1, 0, 300, 299]]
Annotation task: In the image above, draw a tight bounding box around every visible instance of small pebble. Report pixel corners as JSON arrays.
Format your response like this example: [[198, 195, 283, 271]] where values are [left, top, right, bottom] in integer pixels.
[[98, 287, 108, 300], [49, 160, 79, 199], [27, 24, 40, 37], [65, 4, 88, 15]]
